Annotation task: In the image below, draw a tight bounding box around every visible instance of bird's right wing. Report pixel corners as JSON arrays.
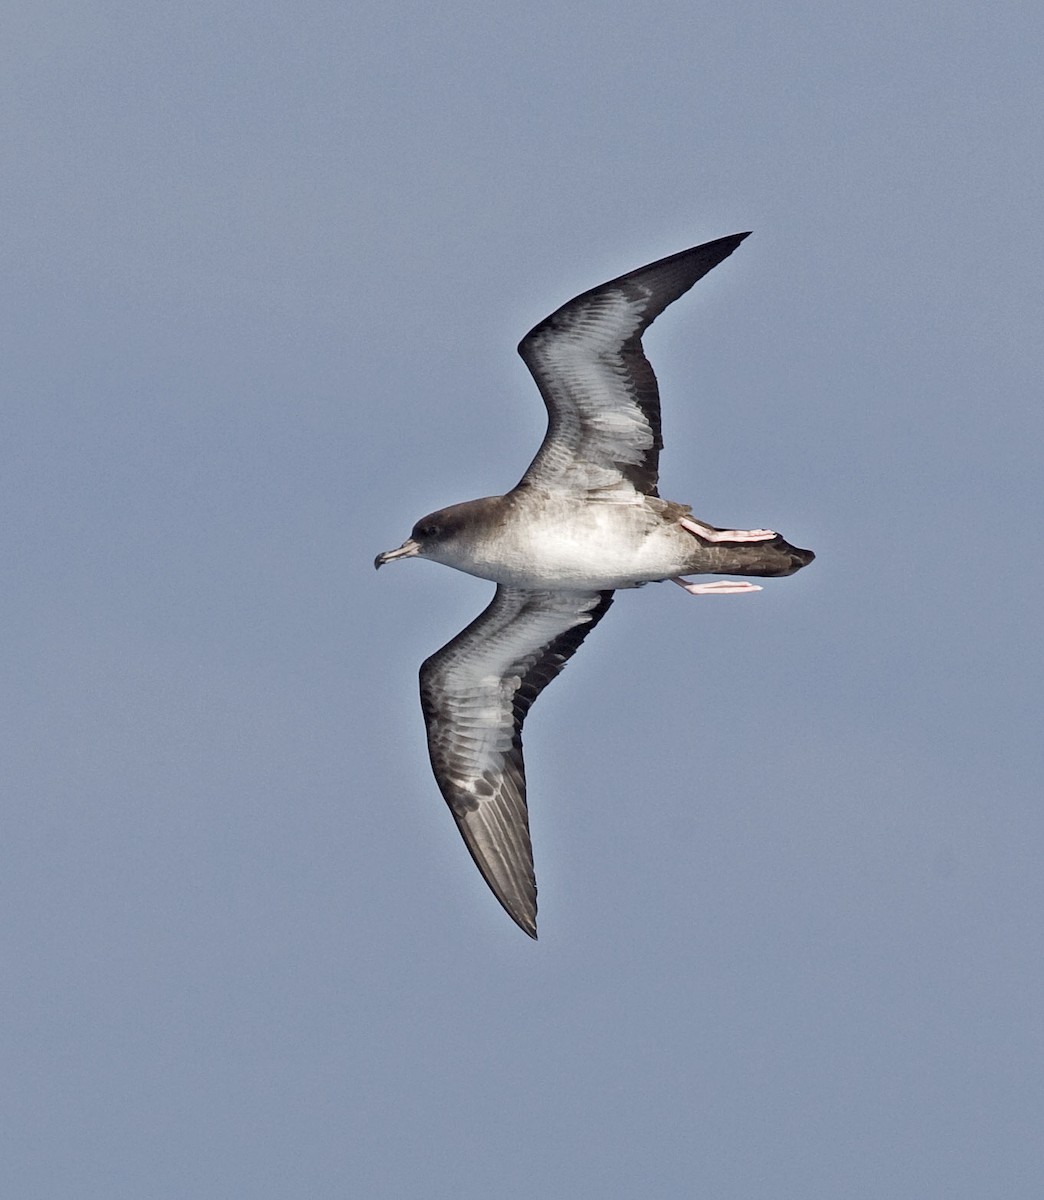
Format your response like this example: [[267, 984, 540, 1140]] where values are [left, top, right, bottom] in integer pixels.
[[419, 586, 614, 937]]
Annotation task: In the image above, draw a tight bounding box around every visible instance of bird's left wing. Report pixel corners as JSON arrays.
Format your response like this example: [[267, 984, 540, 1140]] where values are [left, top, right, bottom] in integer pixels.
[[419, 586, 614, 937], [515, 232, 750, 498]]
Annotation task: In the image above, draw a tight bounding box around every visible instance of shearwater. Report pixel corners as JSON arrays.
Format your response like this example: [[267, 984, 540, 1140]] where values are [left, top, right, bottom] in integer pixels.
[[375, 233, 813, 937]]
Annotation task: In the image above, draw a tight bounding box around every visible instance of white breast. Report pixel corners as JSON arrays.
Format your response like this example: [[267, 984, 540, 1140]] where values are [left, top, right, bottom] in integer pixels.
[[449, 501, 688, 590]]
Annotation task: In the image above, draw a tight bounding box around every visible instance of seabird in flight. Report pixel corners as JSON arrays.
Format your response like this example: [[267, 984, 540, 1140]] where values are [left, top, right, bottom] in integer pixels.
[[375, 232, 813, 938]]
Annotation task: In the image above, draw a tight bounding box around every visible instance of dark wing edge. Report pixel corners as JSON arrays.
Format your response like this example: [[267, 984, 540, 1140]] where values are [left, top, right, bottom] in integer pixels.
[[515, 232, 751, 498], [419, 587, 615, 938]]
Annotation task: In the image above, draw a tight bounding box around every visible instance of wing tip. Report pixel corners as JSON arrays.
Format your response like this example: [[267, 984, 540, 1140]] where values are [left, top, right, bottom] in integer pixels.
[[515, 899, 538, 938], [682, 229, 752, 262], [517, 230, 754, 355], [495, 884, 539, 940], [515, 913, 539, 940]]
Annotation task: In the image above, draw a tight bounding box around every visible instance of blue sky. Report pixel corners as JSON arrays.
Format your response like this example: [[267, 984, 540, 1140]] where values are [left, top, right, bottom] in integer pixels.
[[4, 2, 1043, 1196]]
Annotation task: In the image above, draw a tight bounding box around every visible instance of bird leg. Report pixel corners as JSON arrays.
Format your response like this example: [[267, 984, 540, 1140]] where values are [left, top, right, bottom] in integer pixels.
[[672, 578, 763, 596], [679, 516, 777, 543]]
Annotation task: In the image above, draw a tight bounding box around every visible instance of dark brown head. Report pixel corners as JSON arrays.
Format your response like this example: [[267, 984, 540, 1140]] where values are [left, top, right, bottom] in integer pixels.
[[374, 498, 503, 571]]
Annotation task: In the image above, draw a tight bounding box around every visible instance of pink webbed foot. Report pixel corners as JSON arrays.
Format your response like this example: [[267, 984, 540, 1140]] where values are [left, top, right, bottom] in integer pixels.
[[679, 516, 777, 544], [672, 577, 763, 596]]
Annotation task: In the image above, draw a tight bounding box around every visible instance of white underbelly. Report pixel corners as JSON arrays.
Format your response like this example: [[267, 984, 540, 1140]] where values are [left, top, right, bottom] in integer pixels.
[[465, 507, 687, 590]]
